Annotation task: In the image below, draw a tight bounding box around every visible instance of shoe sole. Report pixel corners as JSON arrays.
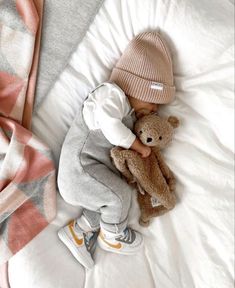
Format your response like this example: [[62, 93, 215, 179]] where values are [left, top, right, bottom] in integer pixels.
[[97, 236, 144, 255], [58, 228, 94, 269]]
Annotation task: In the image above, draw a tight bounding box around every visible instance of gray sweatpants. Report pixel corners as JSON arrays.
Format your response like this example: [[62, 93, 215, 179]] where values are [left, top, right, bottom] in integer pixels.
[[58, 106, 135, 233]]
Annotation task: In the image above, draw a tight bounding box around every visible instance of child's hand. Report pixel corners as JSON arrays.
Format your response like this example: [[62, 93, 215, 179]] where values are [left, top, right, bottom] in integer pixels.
[[140, 146, 151, 158], [130, 138, 151, 158]]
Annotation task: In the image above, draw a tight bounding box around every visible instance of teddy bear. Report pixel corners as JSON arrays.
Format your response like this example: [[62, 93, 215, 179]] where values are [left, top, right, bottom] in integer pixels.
[[110, 112, 179, 226]]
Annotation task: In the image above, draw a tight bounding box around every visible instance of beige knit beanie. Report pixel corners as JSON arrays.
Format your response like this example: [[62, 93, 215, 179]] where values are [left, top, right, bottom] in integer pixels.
[[110, 32, 175, 104]]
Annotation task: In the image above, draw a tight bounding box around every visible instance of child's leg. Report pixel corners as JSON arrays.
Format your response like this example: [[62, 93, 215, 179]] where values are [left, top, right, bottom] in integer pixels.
[[84, 161, 132, 234], [59, 160, 143, 255], [80, 161, 143, 255], [77, 209, 100, 232]]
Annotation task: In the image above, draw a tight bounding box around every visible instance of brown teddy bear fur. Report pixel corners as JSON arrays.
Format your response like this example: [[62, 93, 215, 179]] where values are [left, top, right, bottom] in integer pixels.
[[111, 113, 179, 226]]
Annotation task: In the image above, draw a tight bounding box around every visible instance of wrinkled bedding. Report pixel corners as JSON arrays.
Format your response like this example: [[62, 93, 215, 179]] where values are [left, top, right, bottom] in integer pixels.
[[8, 0, 234, 287]]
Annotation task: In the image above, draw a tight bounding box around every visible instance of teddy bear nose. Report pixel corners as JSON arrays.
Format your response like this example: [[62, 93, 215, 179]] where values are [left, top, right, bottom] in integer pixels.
[[147, 137, 152, 143]]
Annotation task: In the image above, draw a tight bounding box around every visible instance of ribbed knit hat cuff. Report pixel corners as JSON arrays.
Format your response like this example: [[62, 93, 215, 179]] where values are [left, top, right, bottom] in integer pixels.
[[110, 68, 175, 104]]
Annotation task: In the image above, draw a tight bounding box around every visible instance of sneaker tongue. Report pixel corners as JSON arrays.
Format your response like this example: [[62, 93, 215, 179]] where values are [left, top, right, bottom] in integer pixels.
[[123, 227, 129, 235], [115, 228, 128, 240], [122, 227, 129, 237], [85, 231, 94, 241]]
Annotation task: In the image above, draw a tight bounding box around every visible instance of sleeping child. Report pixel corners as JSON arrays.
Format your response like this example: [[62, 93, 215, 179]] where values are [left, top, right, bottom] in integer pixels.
[[57, 31, 175, 269]]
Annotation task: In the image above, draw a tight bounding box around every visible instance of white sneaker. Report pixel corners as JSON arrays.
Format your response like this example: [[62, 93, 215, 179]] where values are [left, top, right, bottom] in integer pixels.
[[58, 220, 98, 269], [98, 227, 143, 255]]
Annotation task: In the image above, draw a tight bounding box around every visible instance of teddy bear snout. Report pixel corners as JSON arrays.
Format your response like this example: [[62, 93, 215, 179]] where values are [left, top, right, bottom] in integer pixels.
[[147, 137, 152, 143]]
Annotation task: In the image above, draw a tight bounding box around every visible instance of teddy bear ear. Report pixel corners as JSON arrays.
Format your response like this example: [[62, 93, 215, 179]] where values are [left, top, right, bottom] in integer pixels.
[[167, 116, 180, 128], [135, 109, 151, 119]]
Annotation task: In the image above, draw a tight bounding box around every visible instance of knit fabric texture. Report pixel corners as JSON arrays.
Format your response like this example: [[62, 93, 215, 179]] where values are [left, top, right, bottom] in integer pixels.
[[110, 32, 175, 104]]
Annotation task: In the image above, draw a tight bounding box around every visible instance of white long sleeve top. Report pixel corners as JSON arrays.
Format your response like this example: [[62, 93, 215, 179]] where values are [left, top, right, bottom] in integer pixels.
[[82, 82, 136, 149]]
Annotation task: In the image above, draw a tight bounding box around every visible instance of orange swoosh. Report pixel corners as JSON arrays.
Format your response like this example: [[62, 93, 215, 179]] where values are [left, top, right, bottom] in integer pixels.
[[69, 221, 83, 246], [100, 232, 122, 249]]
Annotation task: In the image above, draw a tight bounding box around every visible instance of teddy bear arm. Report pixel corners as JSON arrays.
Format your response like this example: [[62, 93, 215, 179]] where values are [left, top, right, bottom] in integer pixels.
[[111, 148, 135, 183], [151, 149, 176, 192], [162, 166, 176, 192], [118, 162, 134, 183], [166, 170, 176, 192], [153, 149, 174, 180]]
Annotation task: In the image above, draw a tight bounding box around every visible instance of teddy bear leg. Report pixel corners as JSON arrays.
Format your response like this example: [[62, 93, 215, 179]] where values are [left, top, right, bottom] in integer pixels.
[[137, 193, 152, 226], [139, 217, 150, 227], [138, 193, 172, 226], [139, 205, 169, 226]]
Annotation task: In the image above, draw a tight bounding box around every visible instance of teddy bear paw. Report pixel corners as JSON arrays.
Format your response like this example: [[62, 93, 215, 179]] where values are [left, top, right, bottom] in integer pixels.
[[110, 146, 123, 157], [166, 193, 176, 209], [168, 178, 176, 192]]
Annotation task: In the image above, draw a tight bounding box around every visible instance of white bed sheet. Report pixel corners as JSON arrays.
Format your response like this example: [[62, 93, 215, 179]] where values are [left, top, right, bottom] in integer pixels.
[[9, 0, 234, 287]]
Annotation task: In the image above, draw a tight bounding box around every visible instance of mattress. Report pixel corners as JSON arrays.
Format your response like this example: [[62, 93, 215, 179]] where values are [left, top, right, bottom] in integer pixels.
[[8, 0, 234, 287]]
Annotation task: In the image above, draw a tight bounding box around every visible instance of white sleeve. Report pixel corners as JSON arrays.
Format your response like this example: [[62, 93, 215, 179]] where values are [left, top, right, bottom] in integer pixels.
[[96, 90, 136, 149]]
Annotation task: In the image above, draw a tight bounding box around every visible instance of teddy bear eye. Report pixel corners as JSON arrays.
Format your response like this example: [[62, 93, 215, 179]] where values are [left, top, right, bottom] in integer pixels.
[[159, 136, 162, 140], [139, 130, 143, 135]]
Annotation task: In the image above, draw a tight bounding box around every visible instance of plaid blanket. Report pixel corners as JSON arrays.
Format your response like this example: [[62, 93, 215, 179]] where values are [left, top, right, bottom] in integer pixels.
[[0, 0, 56, 270]]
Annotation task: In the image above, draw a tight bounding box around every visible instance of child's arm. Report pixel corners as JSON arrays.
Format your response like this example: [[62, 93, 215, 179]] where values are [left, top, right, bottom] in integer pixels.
[[94, 87, 151, 157], [99, 108, 150, 158], [95, 92, 136, 149]]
